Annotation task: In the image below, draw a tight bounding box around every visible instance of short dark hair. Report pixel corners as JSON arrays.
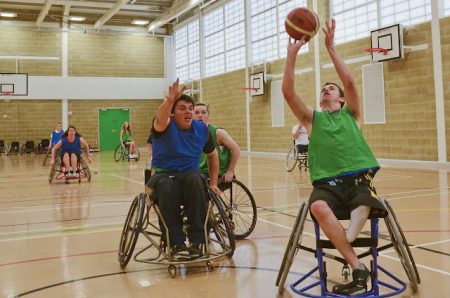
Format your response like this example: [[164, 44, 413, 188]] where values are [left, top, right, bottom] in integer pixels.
[[171, 94, 195, 113], [323, 82, 345, 108], [194, 102, 209, 114]]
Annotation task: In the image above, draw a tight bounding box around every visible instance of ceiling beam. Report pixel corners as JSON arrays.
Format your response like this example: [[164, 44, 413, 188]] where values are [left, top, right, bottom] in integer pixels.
[[36, 0, 54, 27], [0, 0, 162, 12], [94, 0, 129, 29]]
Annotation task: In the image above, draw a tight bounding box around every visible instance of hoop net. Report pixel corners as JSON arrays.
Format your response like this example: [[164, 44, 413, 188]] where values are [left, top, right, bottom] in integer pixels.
[[365, 48, 388, 55]]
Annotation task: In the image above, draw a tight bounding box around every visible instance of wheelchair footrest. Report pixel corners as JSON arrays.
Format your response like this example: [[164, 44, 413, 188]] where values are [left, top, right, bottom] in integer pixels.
[[318, 237, 377, 249]]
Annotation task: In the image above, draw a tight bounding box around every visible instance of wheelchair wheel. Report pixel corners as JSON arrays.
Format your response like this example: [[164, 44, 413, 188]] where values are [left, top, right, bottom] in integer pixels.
[[383, 199, 420, 292], [42, 150, 50, 166], [285, 147, 298, 172], [133, 147, 140, 161], [218, 179, 257, 240], [114, 144, 124, 162], [276, 202, 308, 294], [208, 192, 236, 257], [48, 156, 61, 183], [118, 193, 146, 268], [80, 156, 91, 182]]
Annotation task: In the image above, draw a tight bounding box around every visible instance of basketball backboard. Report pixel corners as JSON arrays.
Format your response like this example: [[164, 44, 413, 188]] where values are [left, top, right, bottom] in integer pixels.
[[0, 73, 28, 96], [249, 72, 264, 96], [370, 24, 403, 62]]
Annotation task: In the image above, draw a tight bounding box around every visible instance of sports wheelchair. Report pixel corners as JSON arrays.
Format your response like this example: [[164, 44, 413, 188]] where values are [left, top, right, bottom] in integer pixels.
[[143, 171, 258, 240], [286, 142, 308, 172], [276, 198, 420, 297], [118, 181, 236, 278], [49, 154, 91, 183], [114, 143, 140, 162]]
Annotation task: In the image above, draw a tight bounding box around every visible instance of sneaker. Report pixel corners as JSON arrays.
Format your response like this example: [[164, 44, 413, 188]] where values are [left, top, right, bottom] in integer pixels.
[[332, 265, 370, 296], [171, 243, 191, 260], [70, 172, 75, 178], [129, 154, 133, 159], [189, 243, 204, 259]]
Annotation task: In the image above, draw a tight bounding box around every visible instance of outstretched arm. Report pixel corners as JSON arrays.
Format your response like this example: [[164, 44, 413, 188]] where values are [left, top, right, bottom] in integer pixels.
[[216, 129, 240, 183], [206, 149, 221, 196], [282, 36, 314, 132], [153, 79, 186, 132], [50, 141, 62, 165], [323, 19, 361, 121]]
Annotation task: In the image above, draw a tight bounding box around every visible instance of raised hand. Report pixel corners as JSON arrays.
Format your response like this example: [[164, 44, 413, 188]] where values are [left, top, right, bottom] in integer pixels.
[[322, 19, 336, 51], [165, 78, 187, 103], [287, 36, 308, 56]]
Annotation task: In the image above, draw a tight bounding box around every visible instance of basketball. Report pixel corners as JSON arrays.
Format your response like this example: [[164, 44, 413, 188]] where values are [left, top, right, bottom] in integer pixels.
[[285, 7, 320, 42]]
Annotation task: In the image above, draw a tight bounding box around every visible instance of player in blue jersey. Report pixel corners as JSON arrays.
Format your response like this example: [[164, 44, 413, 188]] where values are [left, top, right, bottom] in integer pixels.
[[149, 79, 220, 259]]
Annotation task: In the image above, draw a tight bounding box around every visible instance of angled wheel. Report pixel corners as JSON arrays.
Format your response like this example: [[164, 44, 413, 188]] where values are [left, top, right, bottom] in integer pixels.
[[382, 199, 420, 292], [48, 156, 61, 183], [209, 191, 236, 257], [114, 144, 124, 162], [134, 147, 140, 161], [118, 193, 146, 268], [80, 156, 91, 182], [285, 146, 298, 172], [42, 149, 50, 166], [276, 202, 308, 294], [218, 179, 257, 239]]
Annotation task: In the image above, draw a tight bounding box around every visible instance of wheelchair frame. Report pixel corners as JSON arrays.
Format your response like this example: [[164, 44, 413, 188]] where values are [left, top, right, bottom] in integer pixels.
[[49, 155, 91, 183], [114, 143, 140, 162], [285, 145, 308, 172], [276, 198, 420, 297], [118, 188, 236, 278]]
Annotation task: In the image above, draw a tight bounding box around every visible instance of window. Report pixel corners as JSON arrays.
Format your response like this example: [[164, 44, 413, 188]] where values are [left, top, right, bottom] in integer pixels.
[[250, 0, 307, 63], [446, 0, 450, 16], [203, 0, 245, 78], [332, 0, 432, 45], [174, 19, 200, 83]]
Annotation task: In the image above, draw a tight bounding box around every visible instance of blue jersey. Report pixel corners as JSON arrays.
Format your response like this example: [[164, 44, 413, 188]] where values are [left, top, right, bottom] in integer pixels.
[[51, 130, 64, 146], [152, 119, 209, 172], [61, 136, 81, 155]]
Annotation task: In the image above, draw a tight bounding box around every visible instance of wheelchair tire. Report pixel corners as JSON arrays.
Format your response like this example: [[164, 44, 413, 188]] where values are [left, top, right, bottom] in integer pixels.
[[134, 147, 140, 161], [42, 151, 50, 166], [118, 193, 146, 268], [49, 163, 57, 183], [218, 179, 257, 240], [285, 146, 298, 172], [276, 202, 308, 294], [80, 156, 91, 182], [114, 145, 124, 162], [209, 192, 236, 257], [383, 199, 420, 291]]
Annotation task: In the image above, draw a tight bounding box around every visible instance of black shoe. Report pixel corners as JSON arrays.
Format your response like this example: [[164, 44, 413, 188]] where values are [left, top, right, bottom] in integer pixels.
[[188, 243, 203, 259], [171, 243, 191, 260], [332, 265, 370, 296]]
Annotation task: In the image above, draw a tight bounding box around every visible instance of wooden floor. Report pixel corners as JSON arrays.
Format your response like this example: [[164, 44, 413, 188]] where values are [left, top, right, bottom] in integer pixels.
[[0, 152, 449, 297]]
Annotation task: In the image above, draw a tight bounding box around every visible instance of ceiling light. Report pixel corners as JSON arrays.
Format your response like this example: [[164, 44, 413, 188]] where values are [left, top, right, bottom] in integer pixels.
[[0, 12, 17, 18], [132, 20, 149, 25], [69, 16, 86, 22]]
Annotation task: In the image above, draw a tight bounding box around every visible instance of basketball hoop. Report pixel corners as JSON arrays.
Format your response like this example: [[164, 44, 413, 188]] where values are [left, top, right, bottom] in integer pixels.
[[240, 87, 258, 92], [365, 48, 388, 55], [1, 91, 13, 96]]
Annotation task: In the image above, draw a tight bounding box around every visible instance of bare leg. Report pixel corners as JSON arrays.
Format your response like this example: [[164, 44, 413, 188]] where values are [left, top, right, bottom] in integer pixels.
[[70, 154, 77, 172], [62, 153, 70, 173], [130, 142, 135, 154], [310, 200, 362, 269], [347, 205, 370, 243]]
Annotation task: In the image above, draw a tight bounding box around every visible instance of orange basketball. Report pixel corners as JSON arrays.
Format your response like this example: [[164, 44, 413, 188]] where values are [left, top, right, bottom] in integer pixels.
[[285, 7, 320, 42]]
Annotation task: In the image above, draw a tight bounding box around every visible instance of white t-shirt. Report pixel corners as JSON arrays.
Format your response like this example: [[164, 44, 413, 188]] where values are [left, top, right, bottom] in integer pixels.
[[292, 124, 309, 145]]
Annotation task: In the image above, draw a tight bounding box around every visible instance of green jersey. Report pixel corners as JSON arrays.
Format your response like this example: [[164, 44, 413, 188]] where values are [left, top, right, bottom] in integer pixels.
[[308, 107, 379, 182], [122, 130, 133, 142], [199, 125, 232, 177]]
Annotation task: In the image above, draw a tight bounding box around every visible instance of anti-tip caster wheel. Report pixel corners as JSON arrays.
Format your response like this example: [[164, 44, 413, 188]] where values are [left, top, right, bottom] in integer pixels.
[[168, 265, 176, 278]]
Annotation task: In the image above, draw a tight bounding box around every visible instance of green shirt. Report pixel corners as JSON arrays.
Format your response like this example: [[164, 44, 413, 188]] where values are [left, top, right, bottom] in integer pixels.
[[199, 125, 232, 177], [122, 130, 133, 142], [308, 107, 379, 182]]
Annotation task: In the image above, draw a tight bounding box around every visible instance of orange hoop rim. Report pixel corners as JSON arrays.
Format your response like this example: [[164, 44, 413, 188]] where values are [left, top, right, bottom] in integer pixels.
[[240, 87, 258, 91], [1, 91, 13, 96], [365, 47, 388, 55]]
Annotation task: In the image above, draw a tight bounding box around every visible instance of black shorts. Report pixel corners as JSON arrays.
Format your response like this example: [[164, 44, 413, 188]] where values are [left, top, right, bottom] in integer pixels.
[[309, 173, 387, 218], [296, 144, 308, 153]]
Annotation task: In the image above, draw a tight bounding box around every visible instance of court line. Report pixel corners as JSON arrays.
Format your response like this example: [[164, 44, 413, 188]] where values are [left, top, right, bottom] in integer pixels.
[[110, 173, 143, 185]]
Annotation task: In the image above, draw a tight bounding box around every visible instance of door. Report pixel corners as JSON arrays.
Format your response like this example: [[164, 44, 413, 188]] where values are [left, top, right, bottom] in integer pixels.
[[99, 108, 130, 151]]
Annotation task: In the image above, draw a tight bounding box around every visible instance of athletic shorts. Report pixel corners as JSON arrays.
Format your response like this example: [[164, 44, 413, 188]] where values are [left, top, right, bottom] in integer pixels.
[[62, 151, 81, 164], [309, 172, 387, 219]]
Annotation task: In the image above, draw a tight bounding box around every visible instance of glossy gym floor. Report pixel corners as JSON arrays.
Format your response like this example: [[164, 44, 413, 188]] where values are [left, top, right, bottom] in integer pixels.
[[0, 152, 449, 297]]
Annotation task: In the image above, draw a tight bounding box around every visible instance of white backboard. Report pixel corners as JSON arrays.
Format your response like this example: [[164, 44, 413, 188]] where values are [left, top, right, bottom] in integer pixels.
[[250, 72, 264, 96], [0, 73, 28, 95], [370, 24, 403, 62]]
